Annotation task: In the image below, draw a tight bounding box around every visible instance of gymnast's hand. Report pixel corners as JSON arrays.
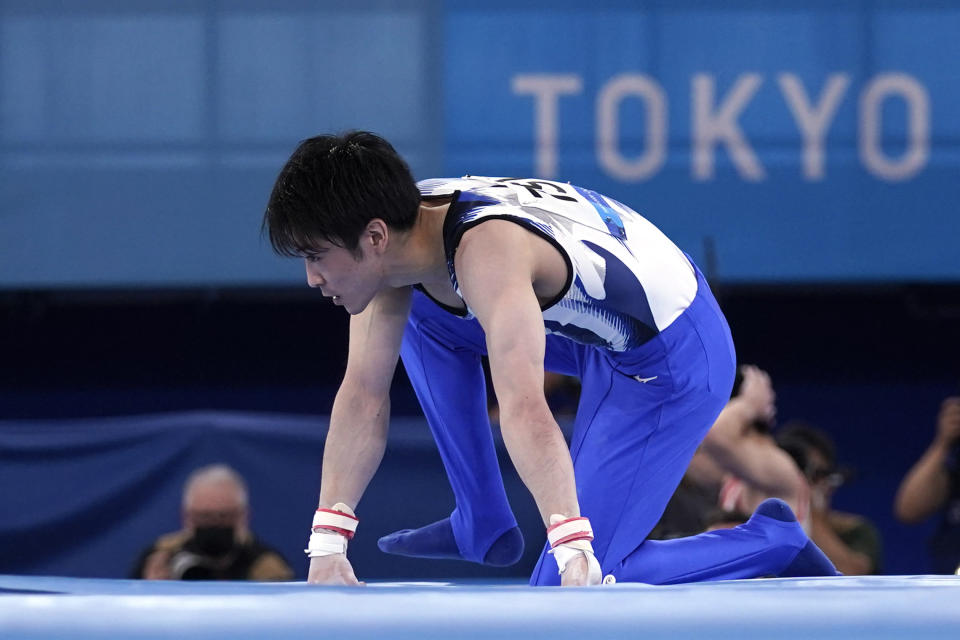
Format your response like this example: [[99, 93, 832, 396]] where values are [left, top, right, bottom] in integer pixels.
[[308, 554, 363, 586], [560, 554, 592, 587]]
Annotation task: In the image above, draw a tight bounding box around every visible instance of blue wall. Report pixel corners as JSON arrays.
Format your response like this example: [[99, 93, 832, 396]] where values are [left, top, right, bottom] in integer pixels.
[[0, 0, 443, 287], [1, 0, 958, 287], [0, 397, 955, 580], [444, 0, 960, 282], [0, 412, 548, 582]]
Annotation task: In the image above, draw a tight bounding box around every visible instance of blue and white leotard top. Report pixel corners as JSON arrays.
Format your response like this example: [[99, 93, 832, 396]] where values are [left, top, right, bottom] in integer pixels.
[[417, 176, 698, 352]]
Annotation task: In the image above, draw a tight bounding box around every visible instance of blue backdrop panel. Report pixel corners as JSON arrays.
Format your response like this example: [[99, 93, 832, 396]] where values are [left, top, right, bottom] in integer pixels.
[[0, 395, 954, 579], [0, 411, 548, 582], [0, 0, 442, 289], [0, 412, 326, 579], [444, 0, 960, 282], [1, 1, 958, 287], [1, 575, 960, 640]]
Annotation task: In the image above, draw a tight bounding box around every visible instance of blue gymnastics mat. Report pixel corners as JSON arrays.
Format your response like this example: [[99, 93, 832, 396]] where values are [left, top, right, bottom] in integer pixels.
[[1, 575, 959, 639]]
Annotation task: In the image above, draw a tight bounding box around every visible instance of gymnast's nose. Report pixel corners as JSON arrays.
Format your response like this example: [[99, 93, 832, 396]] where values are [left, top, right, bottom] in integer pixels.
[[305, 262, 325, 288]]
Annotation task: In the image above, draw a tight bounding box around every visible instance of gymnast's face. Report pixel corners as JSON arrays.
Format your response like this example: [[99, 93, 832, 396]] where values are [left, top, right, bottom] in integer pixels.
[[303, 238, 383, 315]]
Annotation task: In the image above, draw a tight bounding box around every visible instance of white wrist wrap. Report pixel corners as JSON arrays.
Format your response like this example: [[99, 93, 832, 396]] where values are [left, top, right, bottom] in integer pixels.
[[305, 503, 357, 558], [305, 532, 348, 557], [311, 503, 358, 539], [547, 514, 602, 584], [547, 516, 593, 548]]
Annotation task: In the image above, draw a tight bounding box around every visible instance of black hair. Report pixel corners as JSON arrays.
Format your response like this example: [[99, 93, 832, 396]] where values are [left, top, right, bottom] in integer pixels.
[[776, 421, 836, 466], [263, 131, 421, 256], [776, 420, 841, 486]]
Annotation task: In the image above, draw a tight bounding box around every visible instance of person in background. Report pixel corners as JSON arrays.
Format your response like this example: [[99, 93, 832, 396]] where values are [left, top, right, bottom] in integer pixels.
[[894, 396, 960, 574], [131, 464, 293, 581], [778, 422, 882, 575], [651, 365, 808, 539], [703, 366, 809, 524]]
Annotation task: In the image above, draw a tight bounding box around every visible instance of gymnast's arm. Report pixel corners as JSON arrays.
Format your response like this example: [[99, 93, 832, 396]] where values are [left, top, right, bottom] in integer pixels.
[[308, 285, 412, 585], [456, 221, 590, 587]]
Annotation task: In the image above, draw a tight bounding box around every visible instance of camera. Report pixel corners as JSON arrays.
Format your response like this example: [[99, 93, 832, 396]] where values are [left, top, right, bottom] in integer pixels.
[[169, 551, 218, 580]]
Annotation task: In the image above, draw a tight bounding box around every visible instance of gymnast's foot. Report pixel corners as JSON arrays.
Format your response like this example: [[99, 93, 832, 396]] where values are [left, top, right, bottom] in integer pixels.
[[751, 498, 842, 577], [377, 518, 524, 567]]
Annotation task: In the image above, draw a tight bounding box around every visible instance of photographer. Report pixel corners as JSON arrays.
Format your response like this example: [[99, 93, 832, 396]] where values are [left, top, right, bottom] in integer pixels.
[[651, 365, 809, 540], [778, 422, 882, 575], [131, 464, 293, 581], [894, 396, 960, 574]]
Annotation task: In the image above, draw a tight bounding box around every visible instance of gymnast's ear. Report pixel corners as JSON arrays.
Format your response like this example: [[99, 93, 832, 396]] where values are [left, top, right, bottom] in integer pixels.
[[363, 218, 390, 254]]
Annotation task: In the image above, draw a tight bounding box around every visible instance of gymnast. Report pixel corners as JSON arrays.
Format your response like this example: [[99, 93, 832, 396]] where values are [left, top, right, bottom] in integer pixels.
[[262, 131, 840, 586]]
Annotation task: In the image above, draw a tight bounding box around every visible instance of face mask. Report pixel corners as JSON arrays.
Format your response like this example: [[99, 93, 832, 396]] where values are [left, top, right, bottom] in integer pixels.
[[192, 525, 236, 557]]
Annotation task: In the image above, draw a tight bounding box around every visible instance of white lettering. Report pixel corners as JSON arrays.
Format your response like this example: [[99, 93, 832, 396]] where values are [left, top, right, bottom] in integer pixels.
[[512, 74, 583, 178], [859, 73, 930, 181], [510, 70, 932, 183], [778, 73, 850, 181], [692, 73, 765, 181], [596, 74, 667, 181]]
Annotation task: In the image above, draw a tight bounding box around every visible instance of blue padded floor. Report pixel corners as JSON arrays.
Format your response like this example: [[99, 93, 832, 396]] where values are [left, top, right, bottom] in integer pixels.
[[1, 575, 959, 639]]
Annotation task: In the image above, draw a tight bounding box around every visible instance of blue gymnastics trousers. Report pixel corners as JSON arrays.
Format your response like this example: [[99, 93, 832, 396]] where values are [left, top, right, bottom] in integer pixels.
[[400, 263, 810, 585]]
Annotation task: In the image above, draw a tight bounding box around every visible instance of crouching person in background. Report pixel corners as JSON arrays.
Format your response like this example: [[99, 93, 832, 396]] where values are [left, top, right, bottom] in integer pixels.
[[131, 464, 293, 581]]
